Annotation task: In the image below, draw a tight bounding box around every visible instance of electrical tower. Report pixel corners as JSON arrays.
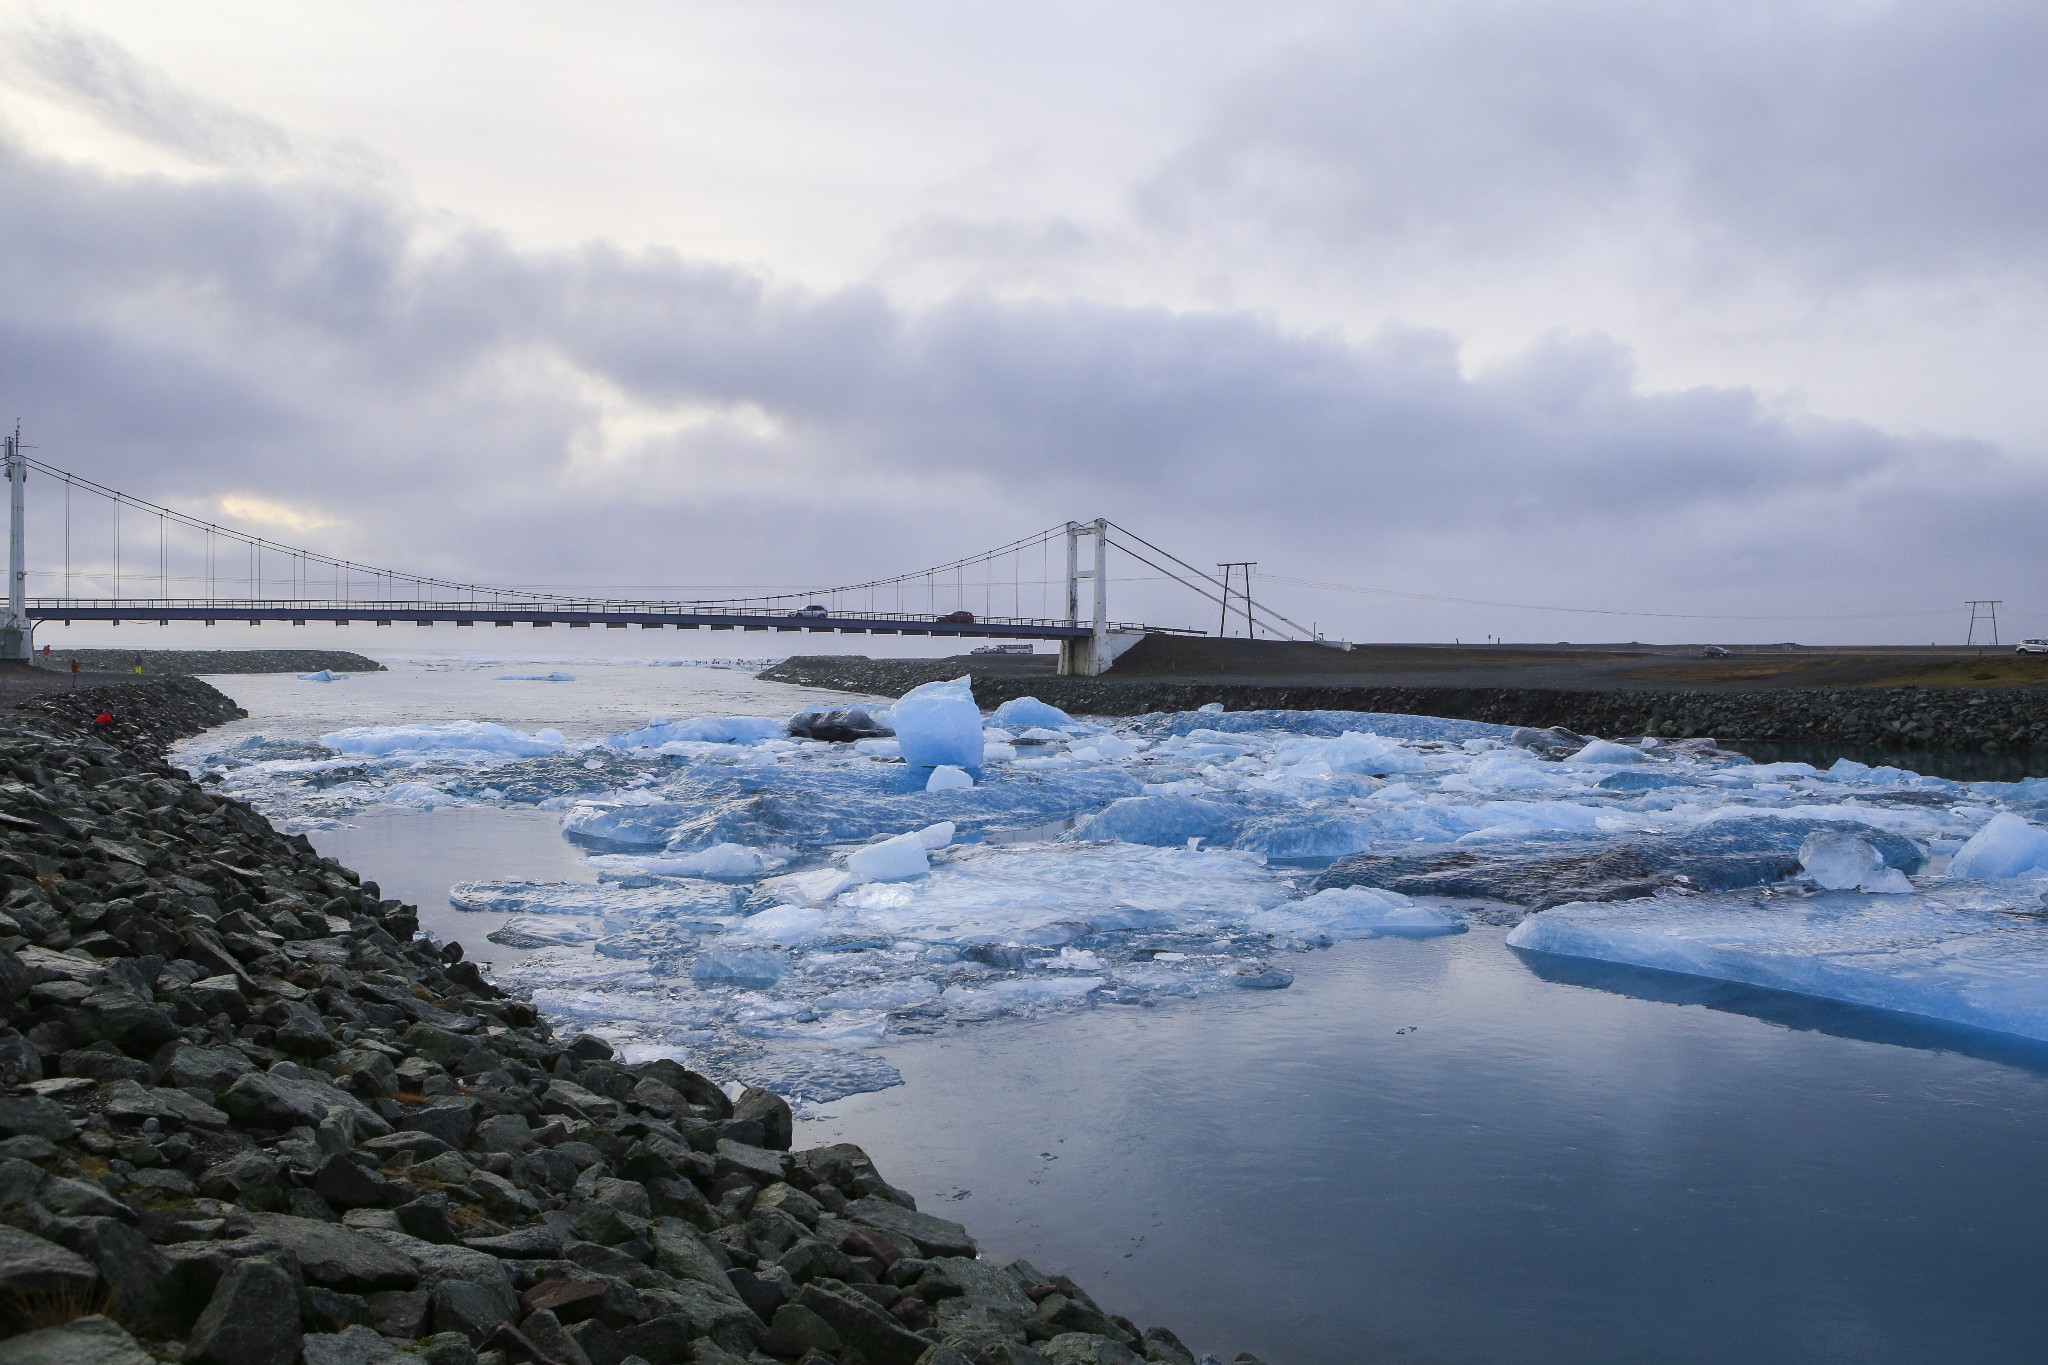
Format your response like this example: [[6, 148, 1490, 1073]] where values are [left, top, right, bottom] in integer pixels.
[[1965, 600, 2002, 647], [1217, 562, 1256, 639]]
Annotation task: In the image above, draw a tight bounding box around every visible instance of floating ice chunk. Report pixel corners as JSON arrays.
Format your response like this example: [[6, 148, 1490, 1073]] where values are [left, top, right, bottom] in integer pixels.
[[561, 799, 691, 848], [1799, 830, 1911, 892], [992, 696, 1081, 730], [814, 980, 941, 1012], [982, 741, 1019, 763], [295, 669, 347, 682], [847, 831, 931, 883], [1290, 731, 1427, 776], [1507, 884, 2048, 1041], [762, 867, 855, 907], [607, 716, 785, 747], [487, 917, 599, 948], [500, 671, 575, 682], [321, 721, 564, 758], [690, 947, 791, 987], [738, 1010, 889, 1043], [1459, 749, 1582, 792], [1018, 727, 1069, 744], [1233, 963, 1294, 989], [590, 843, 787, 879], [941, 976, 1105, 1014], [837, 842, 1288, 945], [926, 765, 974, 792], [915, 821, 956, 849], [1565, 739, 1651, 766], [1234, 812, 1374, 861], [1250, 887, 1465, 939], [1043, 946, 1106, 971], [381, 782, 457, 809], [890, 676, 986, 770], [726, 904, 833, 946], [450, 877, 741, 918], [1073, 795, 1245, 847], [1948, 813, 2048, 879], [852, 738, 902, 759]]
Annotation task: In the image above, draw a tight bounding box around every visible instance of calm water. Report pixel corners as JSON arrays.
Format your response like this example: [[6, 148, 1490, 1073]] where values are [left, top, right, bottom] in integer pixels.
[[1727, 740, 2048, 784], [186, 660, 2048, 1365]]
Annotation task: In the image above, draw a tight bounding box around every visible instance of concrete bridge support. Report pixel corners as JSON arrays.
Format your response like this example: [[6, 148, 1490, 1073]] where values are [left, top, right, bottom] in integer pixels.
[[2, 430, 29, 663], [1058, 518, 1146, 675]]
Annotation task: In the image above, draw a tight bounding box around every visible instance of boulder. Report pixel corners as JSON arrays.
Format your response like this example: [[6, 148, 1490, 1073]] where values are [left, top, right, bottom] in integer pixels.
[[0, 1315, 150, 1365], [188, 1258, 301, 1365], [0, 1224, 100, 1304], [245, 1214, 420, 1293], [846, 1197, 977, 1259]]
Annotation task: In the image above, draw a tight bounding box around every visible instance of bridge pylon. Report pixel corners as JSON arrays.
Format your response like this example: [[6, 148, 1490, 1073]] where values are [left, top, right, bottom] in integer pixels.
[[1058, 518, 1141, 676], [2, 428, 29, 663]]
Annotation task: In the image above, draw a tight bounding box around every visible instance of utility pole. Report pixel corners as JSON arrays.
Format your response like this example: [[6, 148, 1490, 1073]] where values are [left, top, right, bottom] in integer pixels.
[[1965, 600, 2002, 648], [1217, 562, 1256, 639], [2, 425, 28, 662]]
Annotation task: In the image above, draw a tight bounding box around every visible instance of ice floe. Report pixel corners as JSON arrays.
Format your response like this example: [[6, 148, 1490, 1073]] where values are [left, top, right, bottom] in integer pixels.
[[177, 681, 2048, 1097]]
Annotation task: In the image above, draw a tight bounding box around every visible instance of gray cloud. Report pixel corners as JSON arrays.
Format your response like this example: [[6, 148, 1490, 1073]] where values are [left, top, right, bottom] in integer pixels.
[[0, 103, 2040, 641], [1140, 1, 2048, 288]]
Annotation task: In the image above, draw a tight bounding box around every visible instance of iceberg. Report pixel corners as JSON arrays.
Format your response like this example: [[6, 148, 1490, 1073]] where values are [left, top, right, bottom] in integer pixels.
[[1799, 830, 1913, 893], [500, 671, 575, 682], [587, 843, 787, 879], [1249, 887, 1465, 939], [690, 947, 791, 988], [846, 831, 931, 882], [1947, 812, 2048, 879], [889, 677, 986, 770], [1073, 794, 1246, 847], [607, 716, 785, 747], [992, 696, 1081, 730], [1507, 884, 2048, 1042], [295, 669, 347, 682], [321, 721, 565, 758], [927, 765, 975, 792]]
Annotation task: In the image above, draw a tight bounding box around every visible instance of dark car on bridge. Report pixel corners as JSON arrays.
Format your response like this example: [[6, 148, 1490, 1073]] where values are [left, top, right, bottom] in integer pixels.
[[936, 610, 975, 625]]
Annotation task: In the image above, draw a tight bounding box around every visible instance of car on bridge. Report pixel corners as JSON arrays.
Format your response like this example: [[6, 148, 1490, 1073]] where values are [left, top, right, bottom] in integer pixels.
[[936, 609, 976, 625], [788, 604, 829, 619]]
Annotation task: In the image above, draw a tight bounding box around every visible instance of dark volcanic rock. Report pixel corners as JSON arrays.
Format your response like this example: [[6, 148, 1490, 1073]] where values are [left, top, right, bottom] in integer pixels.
[[188, 1259, 302, 1365], [0, 672, 1235, 1365]]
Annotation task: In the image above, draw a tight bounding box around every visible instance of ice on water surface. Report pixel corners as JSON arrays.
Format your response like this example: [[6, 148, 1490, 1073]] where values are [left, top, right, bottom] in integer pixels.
[[181, 674, 2048, 1098], [1507, 883, 2048, 1042]]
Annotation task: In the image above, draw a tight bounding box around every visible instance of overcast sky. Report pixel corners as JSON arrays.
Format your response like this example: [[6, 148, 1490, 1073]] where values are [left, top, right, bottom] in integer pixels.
[[2, 1, 2042, 643]]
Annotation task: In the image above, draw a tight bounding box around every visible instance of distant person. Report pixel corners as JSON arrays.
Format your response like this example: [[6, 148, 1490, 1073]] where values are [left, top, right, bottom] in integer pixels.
[[92, 711, 113, 730], [133, 655, 143, 675], [39, 644, 50, 664], [69, 659, 79, 688]]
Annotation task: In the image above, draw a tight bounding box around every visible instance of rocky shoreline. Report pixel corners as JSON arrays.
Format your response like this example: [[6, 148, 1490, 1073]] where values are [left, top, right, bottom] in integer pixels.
[[0, 681, 1241, 1365], [759, 657, 2048, 754], [35, 651, 387, 677]]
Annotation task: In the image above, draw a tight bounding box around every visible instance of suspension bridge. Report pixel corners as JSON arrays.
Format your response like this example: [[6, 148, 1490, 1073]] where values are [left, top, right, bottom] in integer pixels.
[[0, 433, 1325, 675]]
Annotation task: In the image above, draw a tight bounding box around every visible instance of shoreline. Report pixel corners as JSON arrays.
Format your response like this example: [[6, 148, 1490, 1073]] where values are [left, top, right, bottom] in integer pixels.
[[0, 678, 1242, 1365], [759, 655, 2048, 756]]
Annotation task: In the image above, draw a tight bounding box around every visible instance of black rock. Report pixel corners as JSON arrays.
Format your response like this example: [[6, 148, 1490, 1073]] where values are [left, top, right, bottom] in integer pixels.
[[245, 1214, 421, 1293], [188, 1258, 302, 1365]]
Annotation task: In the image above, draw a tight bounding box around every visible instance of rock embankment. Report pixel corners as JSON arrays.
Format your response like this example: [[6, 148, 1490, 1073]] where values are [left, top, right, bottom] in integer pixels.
[[39, 650, 387, 676], [0, 685, 1243, 1365], [759, 657, 2048, 753]]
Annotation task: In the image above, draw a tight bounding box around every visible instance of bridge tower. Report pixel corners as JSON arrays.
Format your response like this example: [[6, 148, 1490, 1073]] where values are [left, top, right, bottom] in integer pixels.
[[1058, 518, 1144, 676], [1, 427, 28, 663]]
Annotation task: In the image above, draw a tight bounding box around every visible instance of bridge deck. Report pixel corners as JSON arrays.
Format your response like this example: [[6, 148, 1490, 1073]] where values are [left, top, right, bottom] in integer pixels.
[[27, 599, 1120, 639]]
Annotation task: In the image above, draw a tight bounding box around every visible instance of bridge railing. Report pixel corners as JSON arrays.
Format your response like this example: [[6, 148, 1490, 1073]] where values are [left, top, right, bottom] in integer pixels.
[[24, 597, 1159, 634]]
